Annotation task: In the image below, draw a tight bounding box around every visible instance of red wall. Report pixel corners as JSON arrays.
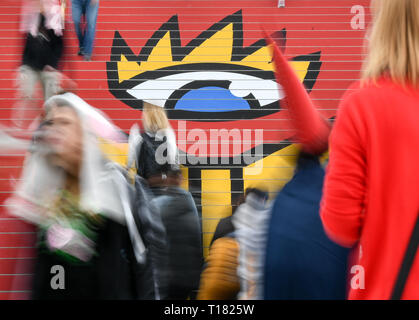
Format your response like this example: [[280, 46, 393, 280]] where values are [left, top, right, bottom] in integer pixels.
[[0, 0, 370, 299]]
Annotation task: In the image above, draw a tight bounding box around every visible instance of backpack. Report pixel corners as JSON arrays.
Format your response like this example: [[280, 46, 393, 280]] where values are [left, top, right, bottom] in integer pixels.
[[137, 133, 172, 180]]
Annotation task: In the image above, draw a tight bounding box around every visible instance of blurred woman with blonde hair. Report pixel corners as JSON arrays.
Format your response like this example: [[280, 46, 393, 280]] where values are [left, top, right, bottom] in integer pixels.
[[128, 102, 179, 186], [321, 0, 419, 299], [6, 92, 157, 299]]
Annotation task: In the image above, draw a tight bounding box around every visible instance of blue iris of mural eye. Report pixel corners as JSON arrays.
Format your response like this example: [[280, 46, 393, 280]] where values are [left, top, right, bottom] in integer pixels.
[[126, 71, 284, 115], [174, 87, 251, 112]]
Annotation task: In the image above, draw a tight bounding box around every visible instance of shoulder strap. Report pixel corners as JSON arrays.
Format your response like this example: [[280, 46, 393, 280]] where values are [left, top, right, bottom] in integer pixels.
[[391, 213, 419, 299], [140, 132, 157, 151]]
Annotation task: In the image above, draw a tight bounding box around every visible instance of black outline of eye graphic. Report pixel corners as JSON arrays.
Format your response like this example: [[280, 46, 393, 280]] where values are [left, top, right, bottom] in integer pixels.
[[107, 10, 322, 122]]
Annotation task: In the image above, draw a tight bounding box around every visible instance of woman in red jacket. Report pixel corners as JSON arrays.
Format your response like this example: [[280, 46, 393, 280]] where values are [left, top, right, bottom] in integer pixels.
[[321, 0, 419, 299]]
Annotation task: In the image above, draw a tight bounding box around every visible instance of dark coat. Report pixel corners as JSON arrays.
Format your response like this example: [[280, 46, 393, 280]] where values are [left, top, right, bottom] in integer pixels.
[[264, 153, 350, 300], [210, 216, 235, 247], [31, 217, 154, 300], [151, 186, 203, 300], [31, 169, 165, 300]]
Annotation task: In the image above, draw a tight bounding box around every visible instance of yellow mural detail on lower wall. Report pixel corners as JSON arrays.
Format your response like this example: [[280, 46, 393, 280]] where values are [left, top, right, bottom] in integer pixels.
[[243, 144, 300, 200], [98, 141, 310, 257], [180, 166, 189, 191], [201, 169, 232, 257], [98, 140, 129, 165]]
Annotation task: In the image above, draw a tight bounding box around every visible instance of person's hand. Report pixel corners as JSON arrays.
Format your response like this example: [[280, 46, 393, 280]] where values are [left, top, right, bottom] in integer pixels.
[[90, 0, 99, 6]]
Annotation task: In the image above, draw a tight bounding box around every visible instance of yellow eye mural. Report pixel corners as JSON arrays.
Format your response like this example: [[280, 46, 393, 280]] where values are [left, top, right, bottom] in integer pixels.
[[106, 10, 323, 255]]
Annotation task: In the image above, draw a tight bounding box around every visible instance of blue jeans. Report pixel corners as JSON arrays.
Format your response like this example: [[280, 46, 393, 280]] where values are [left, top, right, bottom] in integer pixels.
[[71, 0, 99, 58]]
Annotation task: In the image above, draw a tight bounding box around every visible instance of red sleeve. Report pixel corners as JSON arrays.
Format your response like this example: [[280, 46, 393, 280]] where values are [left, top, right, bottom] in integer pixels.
[[320, 90, 367, 247]]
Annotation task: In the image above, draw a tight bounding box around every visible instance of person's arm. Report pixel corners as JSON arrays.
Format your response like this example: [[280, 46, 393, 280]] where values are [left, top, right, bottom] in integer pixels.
[[127, 123, 143, 171], [320, 91, 367, 247]]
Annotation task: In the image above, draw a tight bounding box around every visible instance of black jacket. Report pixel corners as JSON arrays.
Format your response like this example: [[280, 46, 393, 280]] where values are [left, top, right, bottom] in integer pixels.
[[210, 216, 235, 247], [151, 186, 203, 299], [32, 217, 154, 300], [22, 14, 63, 70], [31, 167, 166, 300]]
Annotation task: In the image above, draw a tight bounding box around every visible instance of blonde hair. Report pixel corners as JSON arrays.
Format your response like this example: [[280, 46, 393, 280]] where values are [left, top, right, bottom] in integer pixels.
[[142, 102, 170, 133], [363, 0, 419, 86]]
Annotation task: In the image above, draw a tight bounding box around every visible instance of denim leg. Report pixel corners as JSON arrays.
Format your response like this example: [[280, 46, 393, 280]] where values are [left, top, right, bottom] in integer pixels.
[[71, 0, 85, 50], [83, 0, 99, 58]]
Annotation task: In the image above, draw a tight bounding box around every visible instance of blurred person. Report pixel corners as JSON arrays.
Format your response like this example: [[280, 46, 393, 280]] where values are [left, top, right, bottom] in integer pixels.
[[232, 188, 270, 300], [321, 0, 419, 300], [131, 174, 170, 300], [127, 102, 179, 189], [149, 169, 203, 300], [14, 0, 68, 129], [71, 0, 99, 61], [197, 236, 240, 300], [264, 152, 349, 300], [6, 92, 157, 299], [198, 190, 266, 300], [127, 102, 183, 299], [261, 34, 350, 300]]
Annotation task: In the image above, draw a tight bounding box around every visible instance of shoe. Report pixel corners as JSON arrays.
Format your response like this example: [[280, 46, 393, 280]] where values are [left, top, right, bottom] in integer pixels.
[[78, 48, 84, 56], [84, 55, 91, 61]]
